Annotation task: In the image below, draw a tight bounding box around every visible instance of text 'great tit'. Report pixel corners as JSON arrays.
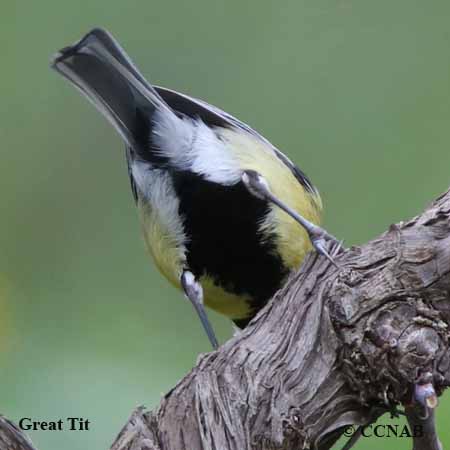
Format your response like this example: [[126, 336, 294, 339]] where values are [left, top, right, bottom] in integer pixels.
[[51, 28, 339, 350]]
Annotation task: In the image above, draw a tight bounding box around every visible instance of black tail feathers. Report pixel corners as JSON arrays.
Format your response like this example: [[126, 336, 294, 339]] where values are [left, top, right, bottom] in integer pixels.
[[51, 28, 171, 151]]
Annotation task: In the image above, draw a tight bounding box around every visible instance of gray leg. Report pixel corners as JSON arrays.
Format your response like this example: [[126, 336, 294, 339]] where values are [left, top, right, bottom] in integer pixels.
[[242, 170, 340, 267], [181, 271, 219, 350]]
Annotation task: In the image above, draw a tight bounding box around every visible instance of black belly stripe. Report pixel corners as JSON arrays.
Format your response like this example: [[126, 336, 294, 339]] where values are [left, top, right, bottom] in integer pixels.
[[171, 170, 288, 323]]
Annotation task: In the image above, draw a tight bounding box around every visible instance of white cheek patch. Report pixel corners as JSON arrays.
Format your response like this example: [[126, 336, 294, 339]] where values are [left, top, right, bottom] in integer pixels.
[[151, 110, 241, 185], [131, 161, 187, 249], [189, 121, 241, 184], [152, 109, 195, 167]]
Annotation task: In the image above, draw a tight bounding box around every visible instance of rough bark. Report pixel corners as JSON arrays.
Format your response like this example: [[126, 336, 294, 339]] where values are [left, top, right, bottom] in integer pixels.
[[3, 189, 450, 450], [0, 416, 38, 450]]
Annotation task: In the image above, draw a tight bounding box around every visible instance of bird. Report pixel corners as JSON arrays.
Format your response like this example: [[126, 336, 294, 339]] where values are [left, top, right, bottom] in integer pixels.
[[51, 28, 339, 350]]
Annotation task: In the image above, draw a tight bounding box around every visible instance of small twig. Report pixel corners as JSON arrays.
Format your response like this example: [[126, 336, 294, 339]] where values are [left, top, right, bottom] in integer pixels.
[[340, 426, 363, 450], [405, 406, 442, 450], [414, 373, 439, 415]]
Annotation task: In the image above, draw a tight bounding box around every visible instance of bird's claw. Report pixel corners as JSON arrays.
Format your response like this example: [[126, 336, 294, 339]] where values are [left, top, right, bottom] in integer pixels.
[[310, 231, 343, 269]]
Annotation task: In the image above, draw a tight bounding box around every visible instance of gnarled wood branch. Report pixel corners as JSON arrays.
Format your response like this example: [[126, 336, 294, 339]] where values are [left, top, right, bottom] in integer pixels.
[[4, 189, 450, 450], [0, 416, 38, 450]]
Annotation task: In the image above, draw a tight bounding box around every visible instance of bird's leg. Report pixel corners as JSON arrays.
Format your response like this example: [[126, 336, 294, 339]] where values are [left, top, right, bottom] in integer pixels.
[[242, 170, 341, 267], [181, 271, 219, 350]]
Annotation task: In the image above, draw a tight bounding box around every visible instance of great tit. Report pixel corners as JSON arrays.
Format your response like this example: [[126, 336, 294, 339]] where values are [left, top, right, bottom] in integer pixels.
[[51, 28, 338, 350]]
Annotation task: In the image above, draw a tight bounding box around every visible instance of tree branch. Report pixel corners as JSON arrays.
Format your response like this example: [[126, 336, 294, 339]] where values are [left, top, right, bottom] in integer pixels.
[[4, 189, 450, 450], [0, 416, 38, 450]]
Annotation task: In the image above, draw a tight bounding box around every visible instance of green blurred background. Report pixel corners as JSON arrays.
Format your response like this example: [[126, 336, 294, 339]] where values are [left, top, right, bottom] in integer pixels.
[[2, 0, 450, 449]]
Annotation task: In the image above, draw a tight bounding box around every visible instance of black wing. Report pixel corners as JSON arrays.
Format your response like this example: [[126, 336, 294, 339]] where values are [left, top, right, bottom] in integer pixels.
[[125, 146, 138, 203], [155, 86, 318, 196]]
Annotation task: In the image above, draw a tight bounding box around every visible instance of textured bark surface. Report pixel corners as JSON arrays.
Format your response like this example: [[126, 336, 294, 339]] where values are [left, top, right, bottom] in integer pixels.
[[110, 188, 450, 450], [0, 416, 37, 450], [3, 189, 450, 450]]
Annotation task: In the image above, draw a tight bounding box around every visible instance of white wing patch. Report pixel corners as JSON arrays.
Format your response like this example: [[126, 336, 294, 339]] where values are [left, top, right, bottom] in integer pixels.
[[151, 109, 241, 184]]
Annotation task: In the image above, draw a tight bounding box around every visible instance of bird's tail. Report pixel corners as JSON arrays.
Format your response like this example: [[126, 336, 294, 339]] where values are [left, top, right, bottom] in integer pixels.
[[51, 28, 173, 151]]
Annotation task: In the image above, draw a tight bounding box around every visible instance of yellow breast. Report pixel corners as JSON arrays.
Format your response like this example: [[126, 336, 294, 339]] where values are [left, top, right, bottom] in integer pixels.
[[138, 200, 185, 289], [137, 129, 322, 320], [139, 203, 251, 319], [219, 129, 322, 270], [199, 275, 251, 319]]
